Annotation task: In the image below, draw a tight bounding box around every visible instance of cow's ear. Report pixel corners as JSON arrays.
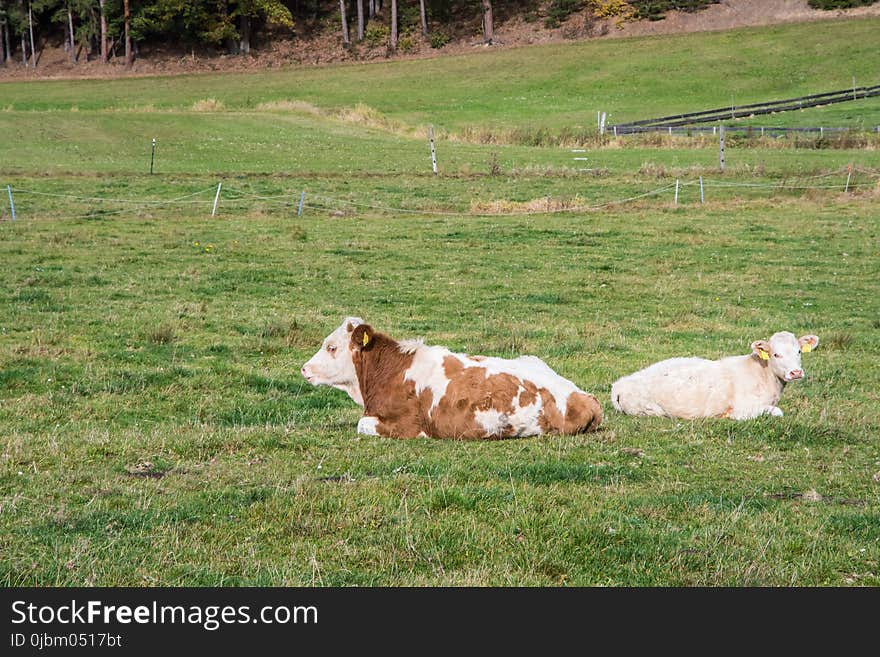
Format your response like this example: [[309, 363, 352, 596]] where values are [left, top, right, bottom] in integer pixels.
[[351, 324, 374, 350], [798, 334, 819, 353], [751, 340, 771, 361]]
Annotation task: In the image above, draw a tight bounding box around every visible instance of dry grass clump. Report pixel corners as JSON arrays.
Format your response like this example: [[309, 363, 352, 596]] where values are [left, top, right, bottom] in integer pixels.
[[469, 196, 586, 215], [255, 99, 323, 115], [191, 98, 225, 111]]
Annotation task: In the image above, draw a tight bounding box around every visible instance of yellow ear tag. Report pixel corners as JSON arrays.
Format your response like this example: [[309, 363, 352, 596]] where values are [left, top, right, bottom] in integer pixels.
[[362, 332, 370, 347], [758, 349, 770, 361], [802, 343, 812, 353]]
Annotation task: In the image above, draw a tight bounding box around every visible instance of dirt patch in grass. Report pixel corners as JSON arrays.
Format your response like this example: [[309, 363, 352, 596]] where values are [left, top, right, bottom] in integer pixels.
[[124, 461, 167, 479]]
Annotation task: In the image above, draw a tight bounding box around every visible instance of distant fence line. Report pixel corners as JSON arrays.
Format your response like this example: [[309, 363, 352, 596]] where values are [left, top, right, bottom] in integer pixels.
[[2, 166, 878, 222], [611, 125, 880, 137], [610, 84, 880, 132]]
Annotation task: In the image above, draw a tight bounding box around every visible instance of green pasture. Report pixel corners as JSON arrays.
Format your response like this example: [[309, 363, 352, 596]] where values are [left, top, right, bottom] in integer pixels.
[[2, 17, 879, 133], [1, 17, 879, 586], [1, 197, 879, 586]]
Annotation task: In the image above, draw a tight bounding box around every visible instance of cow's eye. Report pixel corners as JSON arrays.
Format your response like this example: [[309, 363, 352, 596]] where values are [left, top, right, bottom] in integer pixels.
[[773, 353, 781, 358], [327, 345, 337, 354]]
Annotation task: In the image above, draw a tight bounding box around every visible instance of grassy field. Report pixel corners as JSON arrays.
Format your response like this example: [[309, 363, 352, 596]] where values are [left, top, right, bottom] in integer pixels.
[[2, 17, 879, 134], [1, 18, 879, 586]]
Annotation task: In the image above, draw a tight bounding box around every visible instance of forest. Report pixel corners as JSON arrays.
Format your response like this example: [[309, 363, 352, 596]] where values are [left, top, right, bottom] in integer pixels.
[[0, 1, 875, 69], [0, 1, 734, 67]]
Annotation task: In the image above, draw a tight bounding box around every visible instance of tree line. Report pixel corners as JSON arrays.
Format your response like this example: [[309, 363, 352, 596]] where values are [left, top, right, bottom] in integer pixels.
[[7, 1, 859, 69], [1, 1, 489, 67]]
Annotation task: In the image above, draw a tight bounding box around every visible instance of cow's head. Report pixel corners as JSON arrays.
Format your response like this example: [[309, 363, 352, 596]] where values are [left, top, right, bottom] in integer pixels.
[[751, 331, 819, 382], [301, 317, 366, 406]]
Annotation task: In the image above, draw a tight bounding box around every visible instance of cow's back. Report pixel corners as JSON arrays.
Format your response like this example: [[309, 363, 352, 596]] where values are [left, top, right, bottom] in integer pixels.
[[611, 357, 736, 419], [425, 352, 601, 438]]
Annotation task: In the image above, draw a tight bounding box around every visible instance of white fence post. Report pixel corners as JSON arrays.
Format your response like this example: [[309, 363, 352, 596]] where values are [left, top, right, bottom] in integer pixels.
[[429, 125, 438, 175], [845, 165, 852, 193], [674, 179, 679, 205], [719, 126, 725, 172], [6, 185, 16, 221], [211, 182, 222, 216], [699, 176, 704, 204], [297, 190, 306, 216]]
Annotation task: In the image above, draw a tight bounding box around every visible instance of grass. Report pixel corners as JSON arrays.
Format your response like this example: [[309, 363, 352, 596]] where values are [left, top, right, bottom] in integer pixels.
[[1, 17, 879, 587], [1, 196, 878, 586], [1, 18, 879, 133]]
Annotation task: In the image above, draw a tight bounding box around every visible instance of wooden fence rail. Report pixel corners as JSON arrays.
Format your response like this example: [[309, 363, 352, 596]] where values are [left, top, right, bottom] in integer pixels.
[[612, 84, 880, 132]]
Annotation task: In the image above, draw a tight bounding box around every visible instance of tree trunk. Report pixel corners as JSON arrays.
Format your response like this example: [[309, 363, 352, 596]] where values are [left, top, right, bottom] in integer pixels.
[[27, 1, 35, 67], [356, 0, 364, 41], [68, 5, 76, 63], [98, 0, 107, 63], [368, 0, 374, 19], [20, 31, 26, 66], [419, 0, 428, 37], [122, 0, 134, 68], [482, 0, 494, 45], [0, 19, 5, 65], [239, 14, 251, 54], [339, 0, 349, 45], [389, 0, 397, 50], [123, 0, 132, 67]]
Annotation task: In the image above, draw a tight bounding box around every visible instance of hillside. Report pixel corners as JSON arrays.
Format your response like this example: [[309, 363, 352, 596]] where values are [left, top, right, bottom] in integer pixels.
[[1, 0, 879, 81], [3, 15, 879, 139]]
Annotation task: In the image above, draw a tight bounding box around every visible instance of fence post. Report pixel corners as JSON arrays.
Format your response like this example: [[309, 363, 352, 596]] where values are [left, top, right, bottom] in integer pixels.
[[674, 179, 679, 205], [429, 125, 438, 175], [297, 190, 305, 216], [699, 176, 704, 204], [6, 185, 15, 221], [719, 126, 725, 172], [150, 138, 156, 175], [211, 182, 222, 217], [845, 164, 852, 193], [600, 112, 607, 136]]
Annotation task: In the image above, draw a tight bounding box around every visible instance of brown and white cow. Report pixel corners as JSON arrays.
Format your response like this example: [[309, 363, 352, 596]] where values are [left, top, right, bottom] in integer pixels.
[[611, 331, 820, 420], [301, 317, 602, 439]]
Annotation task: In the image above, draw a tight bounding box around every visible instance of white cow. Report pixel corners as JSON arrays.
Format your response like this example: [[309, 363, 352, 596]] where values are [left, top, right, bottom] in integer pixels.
[[610, 331, 819, 420]]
